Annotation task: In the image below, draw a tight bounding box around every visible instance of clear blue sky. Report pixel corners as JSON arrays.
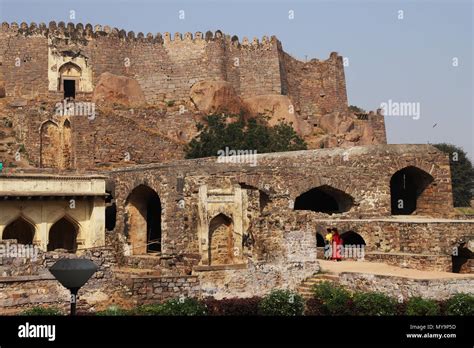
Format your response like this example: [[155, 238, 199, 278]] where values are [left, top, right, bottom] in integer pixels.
[[1, 0, 472, 159]]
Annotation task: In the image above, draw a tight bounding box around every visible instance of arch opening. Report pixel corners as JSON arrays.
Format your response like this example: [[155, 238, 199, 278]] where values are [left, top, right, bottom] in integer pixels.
[[341, 231, 366, 246], [47, 217, 78, 253], [294, 185, 353, 214], [59, 62, 81, 99], [126, 185, 162, 255], [390, 166, 434, 215], [316, 233, 325, 247], [3, 217, 35, 245], [209, 214, 234, 265]]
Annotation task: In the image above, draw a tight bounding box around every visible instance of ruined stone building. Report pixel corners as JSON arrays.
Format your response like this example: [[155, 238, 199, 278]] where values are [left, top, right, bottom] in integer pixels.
[[0, 22, 471, 310]]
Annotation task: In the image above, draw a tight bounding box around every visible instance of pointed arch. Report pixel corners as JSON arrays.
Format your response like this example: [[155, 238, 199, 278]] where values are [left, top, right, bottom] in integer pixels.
[[59, 62, 81, 99], [62, 118, 72, 169], [40, 120, 61, 168], [390, 166, 434, 215], [47, 215, 79, 253], [294, 185, 354, 214], [2, 216, 36, 245], [209, 213, 234, 265]]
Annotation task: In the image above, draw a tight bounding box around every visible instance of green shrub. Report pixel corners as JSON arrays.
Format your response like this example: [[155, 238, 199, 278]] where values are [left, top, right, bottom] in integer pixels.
[[259, 289, 305, 316], [445, 293, 474, 316], [405, 297, 440, 316], [95, 305, 131, 316], [311, 281, 352, 315], [352, 291, 397, 316], [204, 297, 261, 316], [20, 306, 63, 316], [136, 298, 207, 316]]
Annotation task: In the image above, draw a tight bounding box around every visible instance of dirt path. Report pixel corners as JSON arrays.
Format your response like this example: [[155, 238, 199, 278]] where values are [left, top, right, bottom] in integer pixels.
[[318, 259, 474, 279]]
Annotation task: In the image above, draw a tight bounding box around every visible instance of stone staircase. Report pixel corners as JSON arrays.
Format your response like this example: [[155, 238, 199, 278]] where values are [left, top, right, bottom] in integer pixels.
[[297, 273, 340, 299]]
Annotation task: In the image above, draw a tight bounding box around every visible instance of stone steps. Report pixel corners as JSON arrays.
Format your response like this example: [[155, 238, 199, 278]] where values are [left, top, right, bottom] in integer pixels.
[[297, 273, 340, 299]]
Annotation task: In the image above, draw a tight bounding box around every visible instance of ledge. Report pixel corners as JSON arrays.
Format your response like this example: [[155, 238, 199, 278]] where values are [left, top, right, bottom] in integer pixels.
[[193, 263, 247, 272]]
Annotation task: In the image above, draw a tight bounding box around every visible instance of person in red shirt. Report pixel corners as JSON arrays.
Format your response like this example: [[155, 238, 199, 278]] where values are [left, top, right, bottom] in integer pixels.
[[332, 228, 343, 261]]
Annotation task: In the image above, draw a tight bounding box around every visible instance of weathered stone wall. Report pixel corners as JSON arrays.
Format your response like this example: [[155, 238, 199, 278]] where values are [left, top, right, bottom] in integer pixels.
[[0, 22, 346, 117], [0, 245, 202, 312], [338, 272, 474, 300]]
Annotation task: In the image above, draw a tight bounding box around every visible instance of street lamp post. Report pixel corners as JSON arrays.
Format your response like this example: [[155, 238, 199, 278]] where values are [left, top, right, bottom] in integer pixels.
[[49, 258, 98, 316]]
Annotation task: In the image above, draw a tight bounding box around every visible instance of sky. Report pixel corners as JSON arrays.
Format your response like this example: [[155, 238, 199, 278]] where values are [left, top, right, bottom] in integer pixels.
[[1, 0, 473, 159]]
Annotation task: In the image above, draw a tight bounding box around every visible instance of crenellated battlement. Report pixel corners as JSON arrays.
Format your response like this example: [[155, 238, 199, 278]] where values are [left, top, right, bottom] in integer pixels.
[[1, 21, 283, 50]]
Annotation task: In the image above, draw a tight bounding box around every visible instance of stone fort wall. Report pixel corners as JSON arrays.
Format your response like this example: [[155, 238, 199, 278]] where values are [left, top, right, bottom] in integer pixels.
[[0, 21, 347, 115]]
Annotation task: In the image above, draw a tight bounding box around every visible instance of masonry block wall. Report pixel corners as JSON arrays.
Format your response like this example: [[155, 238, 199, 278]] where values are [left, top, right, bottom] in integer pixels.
[[0, 21, 347, 116], [107, 145, 460, 273]]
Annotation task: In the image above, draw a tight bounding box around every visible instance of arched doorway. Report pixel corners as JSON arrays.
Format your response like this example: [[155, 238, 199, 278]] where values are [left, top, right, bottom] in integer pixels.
[[316, 233, 325, 247], [3, 217, 35, 244], [40, 120, 61, 168], [62, 119, 72, 169], [452, 241, 473, 273], [294, 185, 353, 214], [341, 231, 366, 246], [341, 231, 366, 260], [59, 62, 81, 99], [209, 214, 234, 265], [126, 185, 162, 255], [390, 166, 434, 215], [47, 217, 78, 253]]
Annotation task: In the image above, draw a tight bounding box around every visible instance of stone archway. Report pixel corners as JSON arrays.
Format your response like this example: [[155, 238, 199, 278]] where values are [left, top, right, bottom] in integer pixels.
[[340, 230, 366, 260], [294, 185, 354, 214], [40, 120, 61, 168], [47, 216, 78, 253], [209, 213, 234, 265], [2, 217, 35, 245], [62, 119, 72, 169], [390, 166, 434, 215], [59, 62, 81, 99], [125, 185, 162, 255]]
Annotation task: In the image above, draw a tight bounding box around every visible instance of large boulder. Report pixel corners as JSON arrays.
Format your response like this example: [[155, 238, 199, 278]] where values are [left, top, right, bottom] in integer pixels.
[[190, 80, 242, 115], [243, 95, 311, 136], [92, 72, 146, 106]]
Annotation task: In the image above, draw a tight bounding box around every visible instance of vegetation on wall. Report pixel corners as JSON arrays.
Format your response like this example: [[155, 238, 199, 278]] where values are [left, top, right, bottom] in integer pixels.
[[433, 143, 473, 207]]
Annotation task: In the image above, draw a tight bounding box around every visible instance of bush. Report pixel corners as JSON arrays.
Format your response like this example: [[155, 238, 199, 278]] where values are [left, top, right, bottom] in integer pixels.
[[445, 293, 474, 316], [95, 305, 131, 316], [352, 291, 397, 316], [185, 114, 307, 159], [204, 297, 261, 316], [405, 297, 440, 316], [20, 306, 63, 316], [259, 289, 304, 316], [311, 281, 352, 315], [136, 298, 207, 316]]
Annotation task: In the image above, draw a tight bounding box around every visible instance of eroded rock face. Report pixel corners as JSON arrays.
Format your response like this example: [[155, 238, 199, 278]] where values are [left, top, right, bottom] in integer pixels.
[[0, 81, 5, 98], [243, 95, 311, 136], [92, 72, 146, 106], [190, 80, 242, 115]]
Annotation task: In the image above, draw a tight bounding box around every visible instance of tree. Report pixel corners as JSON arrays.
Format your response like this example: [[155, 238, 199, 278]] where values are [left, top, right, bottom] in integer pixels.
[[185, 114, 307, 159], [433, 143, 473, 207]]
